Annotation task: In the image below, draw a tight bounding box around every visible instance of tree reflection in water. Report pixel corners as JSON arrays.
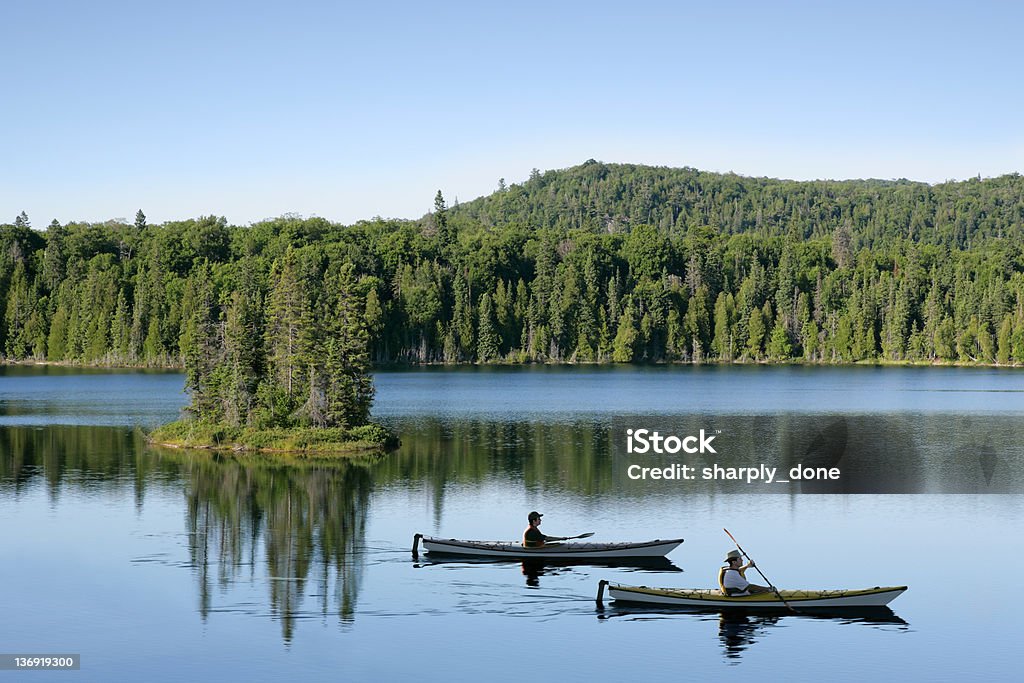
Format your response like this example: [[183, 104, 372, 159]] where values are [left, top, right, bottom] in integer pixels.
[[157, 449, 377, 643]]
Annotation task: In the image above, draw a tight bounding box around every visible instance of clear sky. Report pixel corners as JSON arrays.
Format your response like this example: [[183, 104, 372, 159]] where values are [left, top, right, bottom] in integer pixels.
[[2, 1, 1021, 227]]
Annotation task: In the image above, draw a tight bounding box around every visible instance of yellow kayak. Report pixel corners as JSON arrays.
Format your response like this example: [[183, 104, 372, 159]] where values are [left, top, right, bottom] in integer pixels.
[[599, 581, 907, 608]]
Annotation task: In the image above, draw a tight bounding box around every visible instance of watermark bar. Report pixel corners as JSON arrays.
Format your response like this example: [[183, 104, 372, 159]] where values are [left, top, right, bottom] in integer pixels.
[[0, 654, 80, 670]]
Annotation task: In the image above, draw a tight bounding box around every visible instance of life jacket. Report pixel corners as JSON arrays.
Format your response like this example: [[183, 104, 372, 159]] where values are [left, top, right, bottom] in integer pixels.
[[523, 525, 544, 548], [718, 567, 749, 596]]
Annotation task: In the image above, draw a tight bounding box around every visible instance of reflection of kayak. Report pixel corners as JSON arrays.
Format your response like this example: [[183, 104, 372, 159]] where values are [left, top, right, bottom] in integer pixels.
[[599, 581, 906, 608], [415, 535, 683, 559], [420, 555, 683, 571]]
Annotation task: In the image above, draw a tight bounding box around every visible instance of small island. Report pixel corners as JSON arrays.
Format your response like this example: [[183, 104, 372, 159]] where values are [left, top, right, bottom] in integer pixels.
[[149, 255, 397, 454]]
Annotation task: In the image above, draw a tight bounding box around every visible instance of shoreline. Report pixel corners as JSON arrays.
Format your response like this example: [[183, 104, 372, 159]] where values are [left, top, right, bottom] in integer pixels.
[[147, 420, 400, 457], [4, 358, 1021, 370], [150, 440, 392, 457]]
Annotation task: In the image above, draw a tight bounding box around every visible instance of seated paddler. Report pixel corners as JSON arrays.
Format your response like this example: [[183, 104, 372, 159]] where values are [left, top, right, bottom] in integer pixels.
[[522, 511, 569, 548], [719, 549, 772, 596]]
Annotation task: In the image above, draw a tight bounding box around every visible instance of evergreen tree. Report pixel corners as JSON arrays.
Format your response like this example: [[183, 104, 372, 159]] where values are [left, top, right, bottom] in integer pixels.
[[746, 308, 765, 359], [265, 249, 305, 400], [476, 292, 499, 362], [612, 301, 639, 362], [180, 261, 222, 420], [7, 163, 1024, 372], [434, 190, 453, 262], [223, 277, 264, 425], [712, 292, 735, 361], [4, 262, 33, 357], [364, 285, 385, 361], [110, 290, 131, 362], [767, 320, 792, 360], [321, 263, 374, 427], [42, 219, 67, 292], [47, 293, 70, 361], [997, 314, 1013, 364]]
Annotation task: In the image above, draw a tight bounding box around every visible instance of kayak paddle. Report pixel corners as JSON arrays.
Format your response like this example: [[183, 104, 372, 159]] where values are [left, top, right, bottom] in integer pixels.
[[723, 528, 796, 613], [552, 532, 594, 541]]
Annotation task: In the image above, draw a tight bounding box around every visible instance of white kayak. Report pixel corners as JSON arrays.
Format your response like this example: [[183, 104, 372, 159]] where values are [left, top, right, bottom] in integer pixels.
[[599, 581, 906, 608], [414, 534, 683, 559]]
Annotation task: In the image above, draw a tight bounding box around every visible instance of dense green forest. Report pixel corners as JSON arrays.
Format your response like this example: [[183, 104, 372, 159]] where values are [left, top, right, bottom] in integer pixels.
[[4, 161, 1024, 380]]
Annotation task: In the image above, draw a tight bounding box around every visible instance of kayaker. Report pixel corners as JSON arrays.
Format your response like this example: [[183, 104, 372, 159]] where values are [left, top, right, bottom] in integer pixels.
[[522, 511, 569, 548], [719, 549, 772, 596]]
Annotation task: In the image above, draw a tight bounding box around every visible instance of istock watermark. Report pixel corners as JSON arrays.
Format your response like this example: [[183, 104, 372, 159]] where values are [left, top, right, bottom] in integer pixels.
[[618, 423, 844, 489], [625, 428, 718, 454]]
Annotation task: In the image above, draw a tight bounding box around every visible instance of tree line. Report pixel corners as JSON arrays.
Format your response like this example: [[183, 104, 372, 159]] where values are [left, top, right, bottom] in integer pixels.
[[3, 162, 1024, 379]]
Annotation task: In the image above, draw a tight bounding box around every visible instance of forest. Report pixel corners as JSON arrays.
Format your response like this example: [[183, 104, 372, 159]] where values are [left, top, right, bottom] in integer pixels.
[[4, 161, 1024, 379]]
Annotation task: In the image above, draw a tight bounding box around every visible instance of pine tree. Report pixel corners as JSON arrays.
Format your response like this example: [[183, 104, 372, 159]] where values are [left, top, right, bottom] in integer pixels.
[[746, 308, 765, 360], [4, 262, 33, 358], [767, 320, 792, 360], [476, 293, 499, 362], [110, 290, 131, 362], [612, 301, 638, 362], [434, 190, 454, 262], [684, 285, 711, 358], [47, 292, 70, 361], [364, 285, 385, 361], [265, 249, 305, 401], [801, 319, 819, 361], [222, 285, 264, 426], [493, 279, 513, 352], [42, 219, 67, 293], [997, 314, 1013, 364], [180, 262, 223, 420], [712, 292, 735, 361], [322, 263, 374, 427], [452, 273, 474, 360]]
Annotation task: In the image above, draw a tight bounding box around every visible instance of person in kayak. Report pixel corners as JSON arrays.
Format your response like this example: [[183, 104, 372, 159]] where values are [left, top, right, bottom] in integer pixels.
[[719, 549, 772, 596], [522, 511, 570, 548]]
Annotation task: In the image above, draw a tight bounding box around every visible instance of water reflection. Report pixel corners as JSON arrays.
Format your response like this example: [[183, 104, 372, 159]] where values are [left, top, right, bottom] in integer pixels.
[[600, 606, 908, 663], [375, 418, 617, 495], [0, 425, 171, 505], [413, 556, 681, 588], [375, 413, 1024, 496], [718, 611, 781, 660], [717, 608, 908, 663], [519, 558, 683, 588], [152, 448, 377, 643]]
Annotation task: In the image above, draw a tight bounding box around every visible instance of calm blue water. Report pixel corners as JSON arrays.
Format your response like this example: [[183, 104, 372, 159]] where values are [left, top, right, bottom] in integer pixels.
[[1, 365, 1022, 681]]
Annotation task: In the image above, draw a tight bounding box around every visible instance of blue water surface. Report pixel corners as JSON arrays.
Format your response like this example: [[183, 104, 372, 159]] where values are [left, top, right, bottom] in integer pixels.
[[1, 365, 1021, 681]]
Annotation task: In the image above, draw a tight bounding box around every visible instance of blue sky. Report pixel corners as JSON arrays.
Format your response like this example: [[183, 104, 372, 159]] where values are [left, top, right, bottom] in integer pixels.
[[2, 1, 1021, 226]]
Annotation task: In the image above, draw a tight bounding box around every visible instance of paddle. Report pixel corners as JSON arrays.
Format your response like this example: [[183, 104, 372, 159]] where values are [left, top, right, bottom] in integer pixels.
[[550, 532, 594, 541], [723, 528, 796, 613]]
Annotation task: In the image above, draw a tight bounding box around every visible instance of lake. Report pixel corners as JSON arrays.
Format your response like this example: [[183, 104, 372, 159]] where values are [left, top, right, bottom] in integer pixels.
[[1, 365, 1022, 681]]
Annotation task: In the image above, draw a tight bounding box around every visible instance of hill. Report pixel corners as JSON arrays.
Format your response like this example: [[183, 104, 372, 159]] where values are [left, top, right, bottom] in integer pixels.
[[2, 162, 1024, 376], [451, 160, 1024, 249]]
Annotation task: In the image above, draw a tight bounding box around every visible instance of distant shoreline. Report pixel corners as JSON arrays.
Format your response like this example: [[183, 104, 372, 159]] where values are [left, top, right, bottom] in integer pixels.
[[3, 358, 1021, 370]]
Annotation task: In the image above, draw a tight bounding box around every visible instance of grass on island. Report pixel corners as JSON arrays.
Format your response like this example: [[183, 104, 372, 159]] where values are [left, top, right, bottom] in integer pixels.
[[148, 420, 399, 456]]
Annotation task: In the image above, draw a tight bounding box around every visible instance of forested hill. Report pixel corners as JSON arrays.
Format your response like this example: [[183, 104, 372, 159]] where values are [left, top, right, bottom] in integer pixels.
[[451, 161, 1024, 249], [3, 162, 1024, 375]]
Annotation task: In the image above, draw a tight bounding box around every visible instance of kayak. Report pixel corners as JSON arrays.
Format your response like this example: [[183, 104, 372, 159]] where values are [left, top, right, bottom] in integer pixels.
[[599, 581, 906, 608], [414, 534, 683, 559]]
